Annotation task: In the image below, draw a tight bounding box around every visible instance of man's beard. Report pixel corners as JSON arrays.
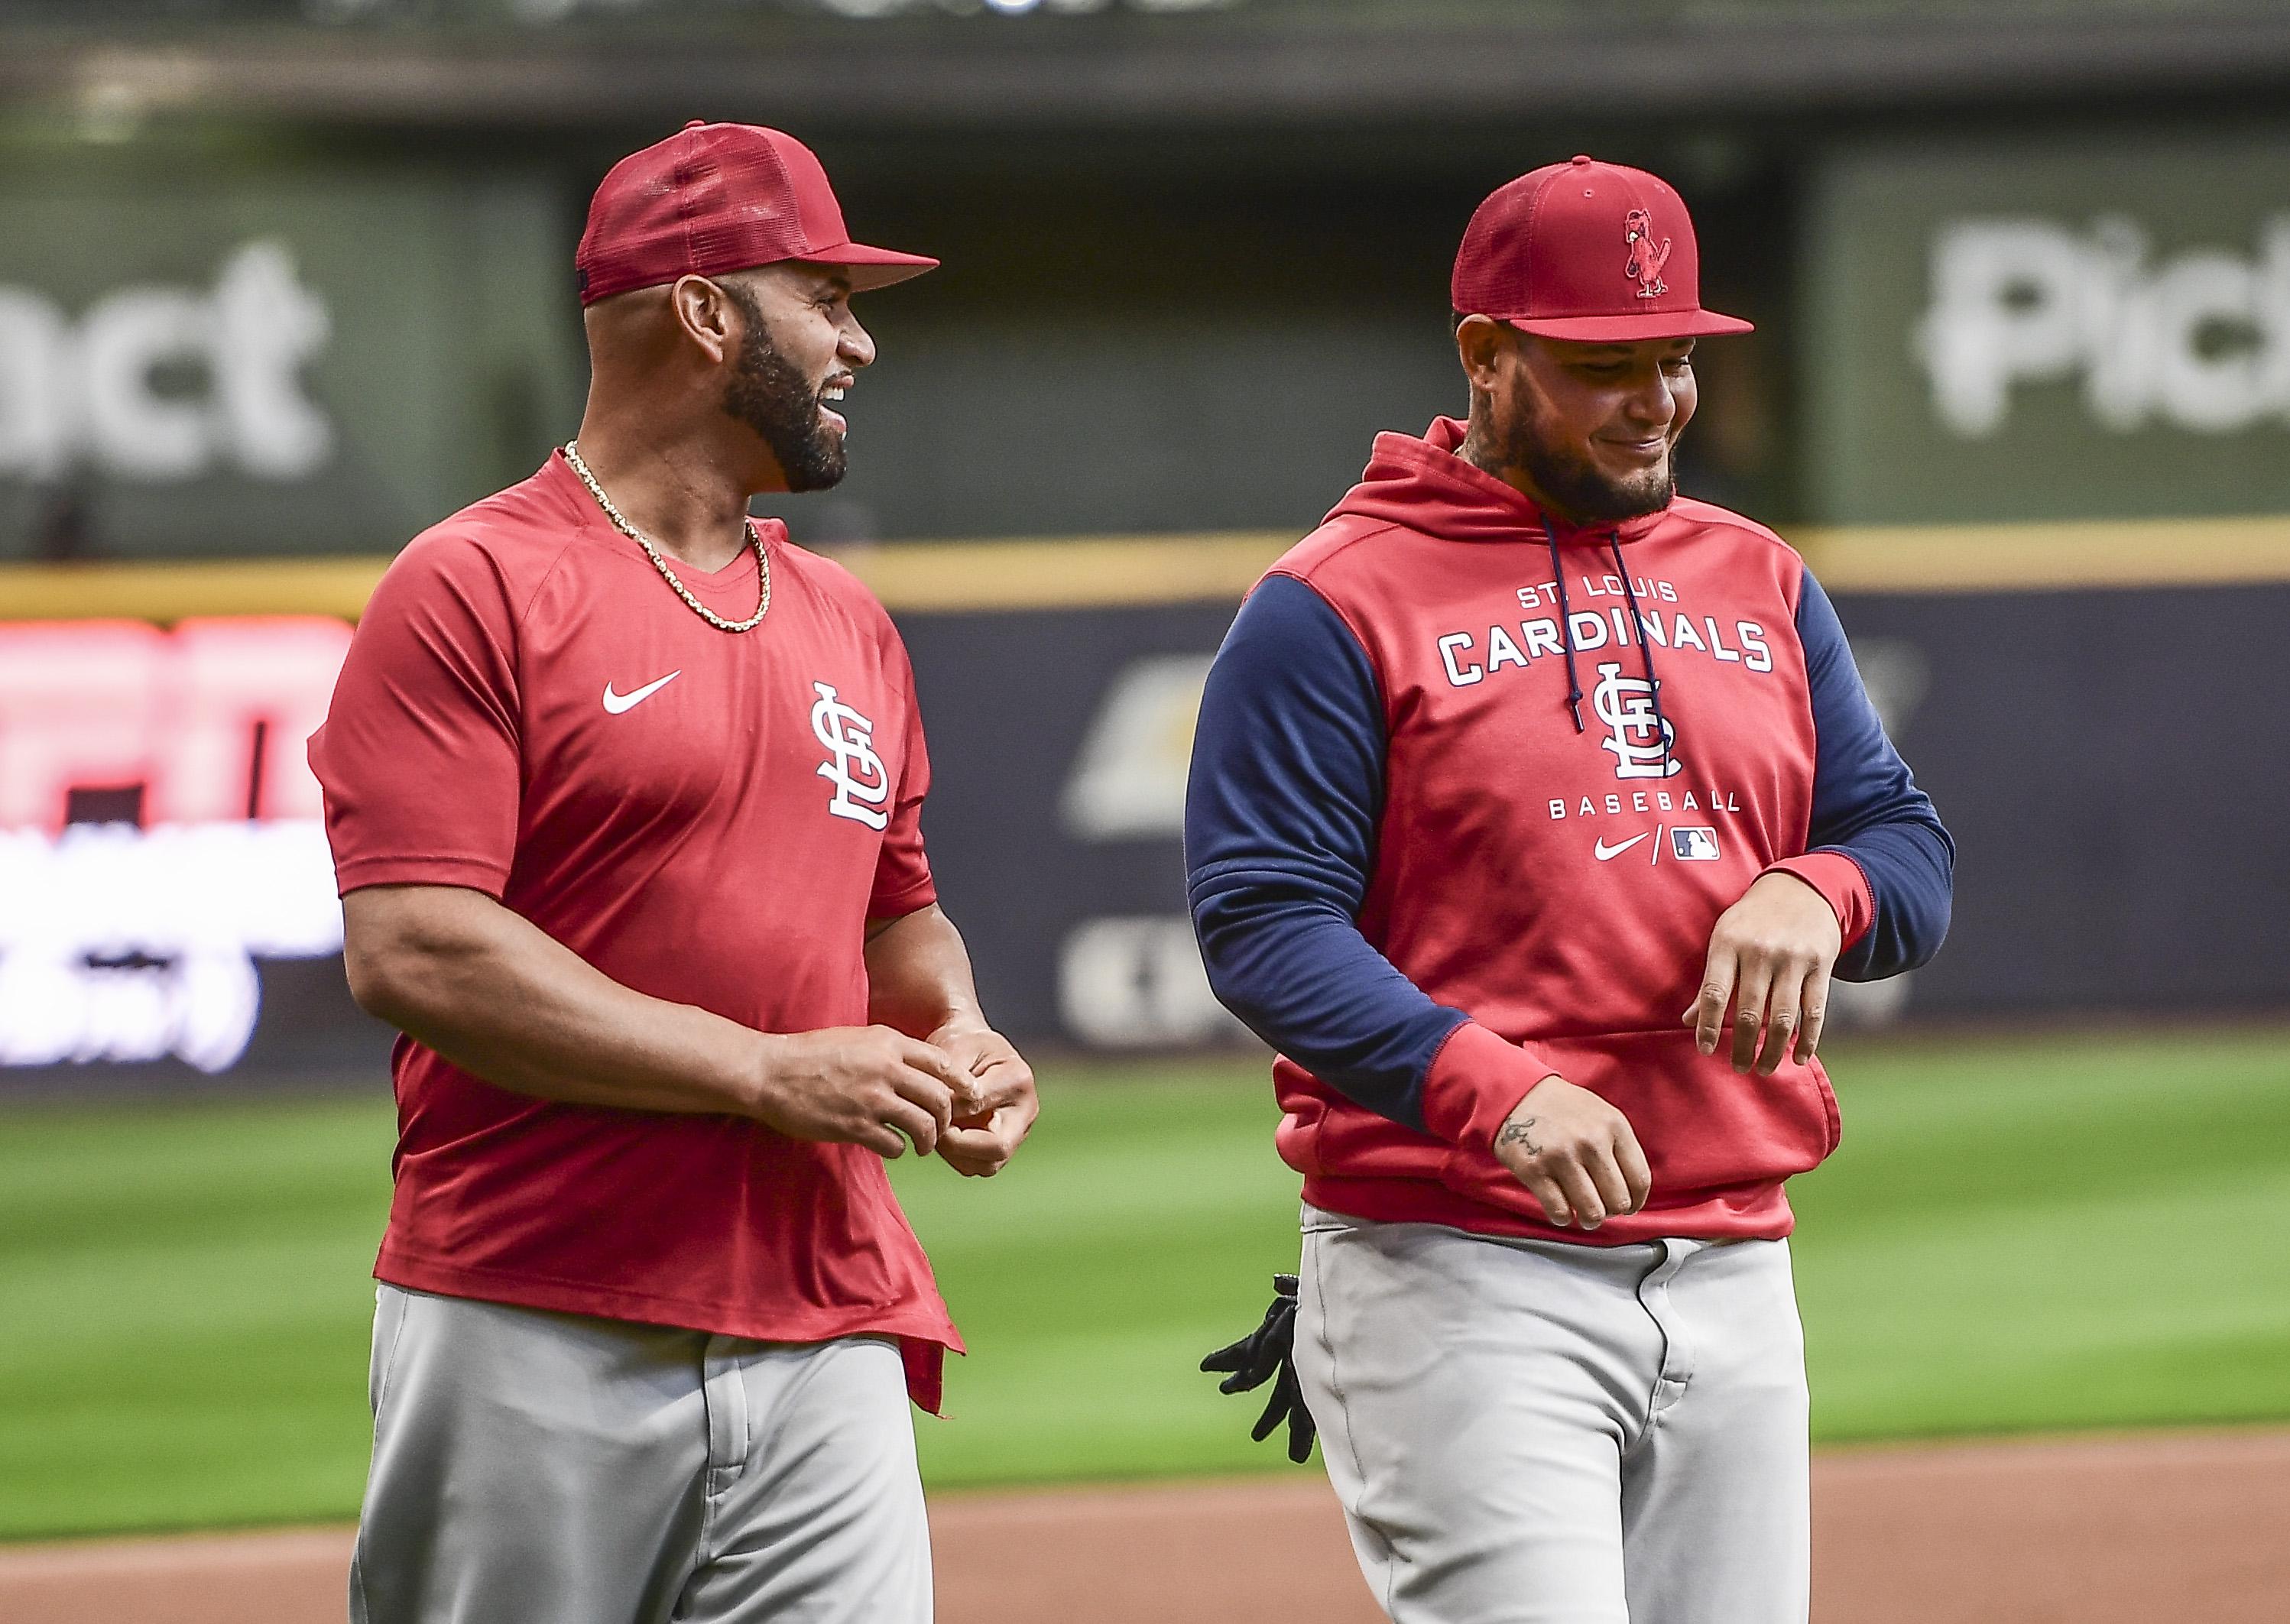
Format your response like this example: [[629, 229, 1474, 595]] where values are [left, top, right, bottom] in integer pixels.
[[721, 287, 845, 493], [1498, 397, 1675, 525]]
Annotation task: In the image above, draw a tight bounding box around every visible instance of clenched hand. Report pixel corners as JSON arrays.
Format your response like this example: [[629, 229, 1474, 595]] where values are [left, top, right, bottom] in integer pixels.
[[1491, 1076, 1653, 1231], [751, 1025, 972, 1159], [1682, 870, 1844, 1076], [929, 1023, 1040, 1178]]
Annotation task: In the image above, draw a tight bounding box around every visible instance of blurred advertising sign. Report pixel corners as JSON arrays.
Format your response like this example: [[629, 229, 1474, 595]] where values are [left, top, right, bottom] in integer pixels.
[[1053, 652, 1244, 1045], [0, 614, 365, 1081], [1802, 133, 2290, 525], [911, 605, 1933, 1050], [900, 580, 2290, 1045], [900, 603, 1252, 1052], [7, 540, 2280, 1096], [0, 164, 578, 561]]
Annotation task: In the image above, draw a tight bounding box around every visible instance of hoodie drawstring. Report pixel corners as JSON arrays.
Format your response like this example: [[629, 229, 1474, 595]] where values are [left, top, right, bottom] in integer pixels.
[[1542, 517, 1586, 733], [1610, 531, 1674, 771]]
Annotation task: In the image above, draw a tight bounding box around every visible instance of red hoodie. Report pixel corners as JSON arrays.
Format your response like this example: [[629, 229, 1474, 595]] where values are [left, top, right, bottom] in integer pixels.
[[1188, 418, 1951, 1243]]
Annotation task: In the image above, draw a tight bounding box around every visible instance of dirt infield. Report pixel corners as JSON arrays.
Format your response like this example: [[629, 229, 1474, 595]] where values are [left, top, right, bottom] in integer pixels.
[[4, 1428, 2285, 1622]]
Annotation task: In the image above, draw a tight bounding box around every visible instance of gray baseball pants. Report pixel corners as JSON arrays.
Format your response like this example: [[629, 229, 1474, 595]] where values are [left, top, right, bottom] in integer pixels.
[[1293, 1204, 1809, 1624], [349, 1285, 932, 1624]]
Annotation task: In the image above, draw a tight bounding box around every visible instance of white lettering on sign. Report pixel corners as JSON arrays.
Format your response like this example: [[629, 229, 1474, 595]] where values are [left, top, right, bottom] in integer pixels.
[[1057, 915, 1245, 1049], [0, 820, 345, 1072], [1917, 216, 2290, 436], [1061, 654, 1213, 840], [0, 616, 355, 1074], [0, 241, 333, 483]]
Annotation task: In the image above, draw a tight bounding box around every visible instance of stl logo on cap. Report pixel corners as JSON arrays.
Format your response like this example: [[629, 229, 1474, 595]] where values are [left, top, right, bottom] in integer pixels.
[[1449, 155, 1751, 341], [1623, 209, 1672, 300]]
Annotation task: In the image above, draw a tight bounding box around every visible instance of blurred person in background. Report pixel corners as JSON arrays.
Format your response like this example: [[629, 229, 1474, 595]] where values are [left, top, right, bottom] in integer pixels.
[[1189, 157, 1951, 1622], [307, 122, 1036, 1624]]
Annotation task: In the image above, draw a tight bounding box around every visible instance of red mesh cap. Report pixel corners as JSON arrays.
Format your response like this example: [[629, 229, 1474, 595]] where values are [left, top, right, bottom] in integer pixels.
[[1452, 154, 1751, 341], [576, 121, 939, 306]]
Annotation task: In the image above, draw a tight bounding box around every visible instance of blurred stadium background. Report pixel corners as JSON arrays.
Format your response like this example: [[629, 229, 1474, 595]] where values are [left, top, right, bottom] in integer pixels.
[[2, 0, 2287, 1618]]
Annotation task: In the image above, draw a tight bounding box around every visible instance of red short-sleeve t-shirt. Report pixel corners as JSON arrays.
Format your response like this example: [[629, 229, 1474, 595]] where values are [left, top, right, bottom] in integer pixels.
[[307, 452, 958, 1408]]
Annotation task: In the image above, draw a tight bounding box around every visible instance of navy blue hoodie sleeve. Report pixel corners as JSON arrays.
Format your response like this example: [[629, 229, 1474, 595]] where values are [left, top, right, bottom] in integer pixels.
[[1796, 569, 1955, 980], [1185, 572, 1466, 1132]]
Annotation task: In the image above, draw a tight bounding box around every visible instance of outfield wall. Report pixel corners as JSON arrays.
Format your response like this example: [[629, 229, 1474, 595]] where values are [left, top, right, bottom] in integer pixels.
[[0, 522, 2282, 1094]]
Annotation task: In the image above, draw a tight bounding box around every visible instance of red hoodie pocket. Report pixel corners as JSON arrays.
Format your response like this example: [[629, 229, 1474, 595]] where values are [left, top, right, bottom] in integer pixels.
[[1273, 1063, 1452, 1185], [1434, 1028, 1839, 1215], [1273, 1091, 1328, 1177]]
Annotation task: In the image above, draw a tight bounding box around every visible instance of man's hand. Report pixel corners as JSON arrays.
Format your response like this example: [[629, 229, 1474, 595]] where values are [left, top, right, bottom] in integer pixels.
[[928, 1023, 1040, 1178], [861, 905, 1035, 1173], [1492, 1077, 1652, 1230], [1682, 870, 1844, 1076], [751, 1026, 971, 1159]]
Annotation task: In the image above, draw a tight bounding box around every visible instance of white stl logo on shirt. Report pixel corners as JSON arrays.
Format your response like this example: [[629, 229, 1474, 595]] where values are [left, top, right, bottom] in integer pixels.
[[809, 681, 890, 829]]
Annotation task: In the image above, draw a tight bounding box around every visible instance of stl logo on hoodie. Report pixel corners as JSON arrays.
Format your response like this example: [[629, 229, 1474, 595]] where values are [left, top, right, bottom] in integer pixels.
[[1590, 662, 1680, 779]]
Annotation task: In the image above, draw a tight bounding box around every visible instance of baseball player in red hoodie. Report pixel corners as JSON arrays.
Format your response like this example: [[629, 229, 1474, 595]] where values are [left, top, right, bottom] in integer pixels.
[[1189, 157, 1952, 1621]]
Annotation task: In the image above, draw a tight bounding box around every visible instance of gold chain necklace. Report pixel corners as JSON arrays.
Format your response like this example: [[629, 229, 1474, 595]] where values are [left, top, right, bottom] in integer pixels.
[[562, 440, 772, 634]]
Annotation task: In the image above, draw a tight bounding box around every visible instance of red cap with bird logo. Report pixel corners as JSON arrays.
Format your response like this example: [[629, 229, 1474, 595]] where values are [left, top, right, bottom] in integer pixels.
[[1451, 154, 1752, 341]]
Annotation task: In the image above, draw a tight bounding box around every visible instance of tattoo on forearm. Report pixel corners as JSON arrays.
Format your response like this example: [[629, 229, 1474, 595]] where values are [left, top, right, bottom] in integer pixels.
[[1497, 1117, 1541, 1156]]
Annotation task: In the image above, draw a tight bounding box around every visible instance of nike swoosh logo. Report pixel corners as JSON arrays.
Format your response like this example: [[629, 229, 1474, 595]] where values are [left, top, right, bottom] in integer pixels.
[[1594, 833, 1650, 861], [602, 669, 682, 714]]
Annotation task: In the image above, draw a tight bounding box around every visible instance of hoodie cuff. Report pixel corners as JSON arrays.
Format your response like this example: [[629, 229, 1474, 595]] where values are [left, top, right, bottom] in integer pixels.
[[1763, 851, 1874, 950], [1419, 1020, 1565, 1150]]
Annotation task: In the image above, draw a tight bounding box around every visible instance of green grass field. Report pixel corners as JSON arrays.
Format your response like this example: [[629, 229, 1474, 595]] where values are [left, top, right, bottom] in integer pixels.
[[2, 1029, 2286, 1541]]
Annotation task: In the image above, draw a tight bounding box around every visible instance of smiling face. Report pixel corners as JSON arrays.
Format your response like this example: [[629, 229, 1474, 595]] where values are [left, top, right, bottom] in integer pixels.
[[714, 263, 876, 492], [1456, 316, 1698, 525]]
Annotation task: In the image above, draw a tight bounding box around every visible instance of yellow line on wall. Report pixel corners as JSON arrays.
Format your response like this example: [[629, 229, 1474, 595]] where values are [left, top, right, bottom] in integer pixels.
[[840, 532, 1291, 612], [1, 517, 2285, 623], [0, 557, 393, 625], [1797, 514, 2290, 595]]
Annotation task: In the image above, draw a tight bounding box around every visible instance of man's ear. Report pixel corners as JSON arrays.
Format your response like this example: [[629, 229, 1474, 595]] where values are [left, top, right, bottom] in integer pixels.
[[669, 274, 738, 368], [1455, 314, 1513, 396]]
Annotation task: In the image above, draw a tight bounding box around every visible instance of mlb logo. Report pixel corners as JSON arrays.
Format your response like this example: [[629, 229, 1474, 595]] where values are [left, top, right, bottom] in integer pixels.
[[1671, 826, 1720, 861]]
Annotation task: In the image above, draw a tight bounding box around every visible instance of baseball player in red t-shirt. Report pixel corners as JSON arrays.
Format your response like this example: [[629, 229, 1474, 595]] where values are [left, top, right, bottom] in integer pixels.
[[307, 123, 1037, 1624]]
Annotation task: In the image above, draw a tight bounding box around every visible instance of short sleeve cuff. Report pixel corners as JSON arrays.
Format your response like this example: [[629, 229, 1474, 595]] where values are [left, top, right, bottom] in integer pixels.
[[866, 874, 938, 921], [1763, 851, 1874, 950], [332, 854, 509, 899], [1418, 1019, 1565, 1149]]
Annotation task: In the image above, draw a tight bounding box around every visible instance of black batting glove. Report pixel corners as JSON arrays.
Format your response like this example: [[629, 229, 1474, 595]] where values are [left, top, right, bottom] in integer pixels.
[[1199, 1273, 1317, 1464]]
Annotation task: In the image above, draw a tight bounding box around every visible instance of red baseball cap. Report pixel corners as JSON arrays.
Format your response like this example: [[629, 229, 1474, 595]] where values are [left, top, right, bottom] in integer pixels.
[[1452, 154, 1751, 342], [576, 121, 939, 306]]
